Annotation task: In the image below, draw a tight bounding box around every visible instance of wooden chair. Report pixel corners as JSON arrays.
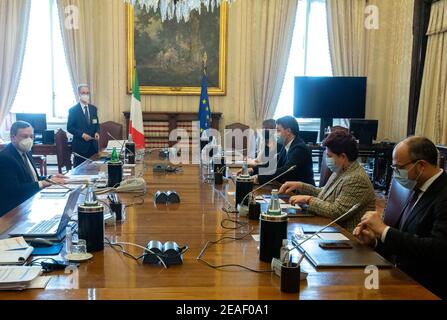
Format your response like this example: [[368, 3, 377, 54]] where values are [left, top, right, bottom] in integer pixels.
[[32, 155, 47, 176], [224, 122, 250, 157], [99, 121, 124, 150], [55, 129, 72, 174]]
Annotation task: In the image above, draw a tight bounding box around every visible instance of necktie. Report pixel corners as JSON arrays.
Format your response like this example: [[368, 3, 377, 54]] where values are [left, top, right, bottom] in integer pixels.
[[22, 153, 37, 182], [84, 105, 90, 123], [398, 189, 421, 229]]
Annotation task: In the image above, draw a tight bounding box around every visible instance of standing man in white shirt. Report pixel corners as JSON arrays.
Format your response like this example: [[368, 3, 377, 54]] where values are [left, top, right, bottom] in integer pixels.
[[67, 84, 100, 167]]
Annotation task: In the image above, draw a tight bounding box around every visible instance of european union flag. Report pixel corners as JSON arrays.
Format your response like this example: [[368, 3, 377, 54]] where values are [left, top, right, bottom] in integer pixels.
[[198, 73, 211, 135]]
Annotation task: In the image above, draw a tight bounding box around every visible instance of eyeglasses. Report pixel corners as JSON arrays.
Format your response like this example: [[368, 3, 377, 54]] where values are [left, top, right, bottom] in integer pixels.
[[390, 160, 420, 175]]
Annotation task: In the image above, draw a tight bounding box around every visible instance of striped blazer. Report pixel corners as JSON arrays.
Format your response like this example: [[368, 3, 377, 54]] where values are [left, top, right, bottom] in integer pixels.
[[298, 160, 376, 232]]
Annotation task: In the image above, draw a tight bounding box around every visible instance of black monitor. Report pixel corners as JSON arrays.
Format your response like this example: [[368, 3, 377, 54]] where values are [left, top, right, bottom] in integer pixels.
[[299, 131, 318, 145], [294, 77, 367, 119], [349, 119, 378, 145], [15, 113, 47, 133]]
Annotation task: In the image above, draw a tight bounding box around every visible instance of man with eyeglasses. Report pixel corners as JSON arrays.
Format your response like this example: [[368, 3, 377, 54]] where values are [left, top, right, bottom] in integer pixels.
[[354, 136, 447, 299], [0, 121, 68, 217], [67, 84, 100, 167]]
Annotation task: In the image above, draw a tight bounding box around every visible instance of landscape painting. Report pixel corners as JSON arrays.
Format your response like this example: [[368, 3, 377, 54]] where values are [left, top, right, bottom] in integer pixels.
[[127, 3, 227, 95]]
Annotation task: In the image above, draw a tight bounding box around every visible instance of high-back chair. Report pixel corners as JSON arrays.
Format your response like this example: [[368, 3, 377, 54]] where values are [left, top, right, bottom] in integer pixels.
[[99, 121, 124, 150], [55, 129, 72, 174]]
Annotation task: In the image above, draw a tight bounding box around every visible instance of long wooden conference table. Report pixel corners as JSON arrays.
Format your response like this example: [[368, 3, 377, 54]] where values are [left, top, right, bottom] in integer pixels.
[[0, 152, 439, 300]]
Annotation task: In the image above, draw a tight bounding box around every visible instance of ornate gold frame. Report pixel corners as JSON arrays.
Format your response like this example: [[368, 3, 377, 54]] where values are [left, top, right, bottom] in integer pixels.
[[127, 3, 227, 96]]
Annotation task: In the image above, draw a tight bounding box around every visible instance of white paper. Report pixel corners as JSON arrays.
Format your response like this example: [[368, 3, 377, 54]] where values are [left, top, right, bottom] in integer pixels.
[[0, 266, 41, 284], [0, 237, 29, 251], [317, 233, 350, 241], [251, 235, 260, 242], [27, 276, 52, 289], [66, 175, 102, 184], [281, 203, 301, 210], [0, 247, 34, 265]]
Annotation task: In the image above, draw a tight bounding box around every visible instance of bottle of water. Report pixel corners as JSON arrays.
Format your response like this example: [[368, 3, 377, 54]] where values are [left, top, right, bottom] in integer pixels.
[[267, 189, 281, 215]]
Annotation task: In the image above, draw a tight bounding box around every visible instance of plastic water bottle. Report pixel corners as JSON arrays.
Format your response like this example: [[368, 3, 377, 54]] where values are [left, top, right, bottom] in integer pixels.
[[267, 189, 281, 215]]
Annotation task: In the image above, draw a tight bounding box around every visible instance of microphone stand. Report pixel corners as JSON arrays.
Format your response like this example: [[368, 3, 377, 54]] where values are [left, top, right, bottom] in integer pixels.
[[283, 203, 361, 263], [236, 164, 297, 215]]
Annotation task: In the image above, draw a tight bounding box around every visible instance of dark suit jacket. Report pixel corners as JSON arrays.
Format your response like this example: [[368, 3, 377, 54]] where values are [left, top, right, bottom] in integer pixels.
[[0, 144, 44, 217], [253, 136, 315, 186], [377, 172, 447, 299], [67, 103, 100, 154]]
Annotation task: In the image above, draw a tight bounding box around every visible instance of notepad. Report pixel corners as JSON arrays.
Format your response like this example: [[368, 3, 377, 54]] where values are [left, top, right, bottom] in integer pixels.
[[0, 237, 29, 251], [0, 247, 34, 265], [317, 233, 350, 241], [0, 237, 34, 265], [0, 266, 43, 290]]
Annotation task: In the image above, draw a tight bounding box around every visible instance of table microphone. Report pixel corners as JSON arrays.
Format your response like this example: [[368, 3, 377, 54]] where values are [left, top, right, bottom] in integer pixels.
[[106, 132, 134, 157], [237, 164, 297, 216], [283, 203, 361, 262], [73, 152, 96, 163]]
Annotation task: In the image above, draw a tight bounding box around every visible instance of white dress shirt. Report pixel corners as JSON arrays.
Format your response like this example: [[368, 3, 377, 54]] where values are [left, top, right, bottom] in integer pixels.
[[14, 146, 44, 188], [284, 137, 294, 153]]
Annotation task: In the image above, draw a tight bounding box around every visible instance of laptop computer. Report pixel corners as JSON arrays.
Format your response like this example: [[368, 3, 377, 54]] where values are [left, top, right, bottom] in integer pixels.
[[8, 187, 81, 240]]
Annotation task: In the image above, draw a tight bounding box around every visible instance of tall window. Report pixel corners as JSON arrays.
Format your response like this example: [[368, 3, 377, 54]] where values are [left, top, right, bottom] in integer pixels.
[[11, 0, 75, 121], [275, 0, 332, 133]]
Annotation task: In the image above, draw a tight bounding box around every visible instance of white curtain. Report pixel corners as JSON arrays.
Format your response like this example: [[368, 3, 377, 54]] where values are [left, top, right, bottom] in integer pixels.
[[57, 0, 97, 99], [251, 0, 299, 126], [326, 0, 367, 76], [326, 0, 414, 141], [0, 0, 31, 127], [416, 0, 447, 144]]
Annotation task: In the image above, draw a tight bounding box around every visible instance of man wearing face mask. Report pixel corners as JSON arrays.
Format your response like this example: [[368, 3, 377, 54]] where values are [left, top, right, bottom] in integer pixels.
[[353, 136, 447, 299], [245, 116, 314, 185], [0, 121, 68, 217], [67, 84, 100, 167], [279, 131, 375, 232]]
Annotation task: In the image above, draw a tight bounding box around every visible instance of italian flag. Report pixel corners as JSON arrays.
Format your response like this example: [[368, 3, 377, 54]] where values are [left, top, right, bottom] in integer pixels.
[[129, 70, 145, 150]]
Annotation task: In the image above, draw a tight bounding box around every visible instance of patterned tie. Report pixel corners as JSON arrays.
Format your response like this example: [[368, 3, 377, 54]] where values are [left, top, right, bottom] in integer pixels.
[[398, 189, 421, 229], [22, 153, 37, 182], [84, 105, 90, 124]]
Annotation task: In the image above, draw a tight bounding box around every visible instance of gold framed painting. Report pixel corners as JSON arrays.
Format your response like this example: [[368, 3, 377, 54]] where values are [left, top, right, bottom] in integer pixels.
[[127, 3, 227, 96]]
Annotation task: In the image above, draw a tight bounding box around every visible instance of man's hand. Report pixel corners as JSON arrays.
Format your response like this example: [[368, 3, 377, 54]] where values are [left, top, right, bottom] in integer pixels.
[[41, 180, 52, 188], [289, 195, 312, 206], [95, 133, 100, 141], [279, 181, 301, 195], [49, 177, 67, 185], [353, 224, 377, 247], [357, 211, 387, 238], [53, 173, 68, 180], [82, 133, 93, 142]]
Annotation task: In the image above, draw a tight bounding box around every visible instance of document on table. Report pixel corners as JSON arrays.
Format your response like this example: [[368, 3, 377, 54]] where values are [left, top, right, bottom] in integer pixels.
[[0, 266, 48, 290], [317, 233, 350, 241], [0, 237, 29, 251]]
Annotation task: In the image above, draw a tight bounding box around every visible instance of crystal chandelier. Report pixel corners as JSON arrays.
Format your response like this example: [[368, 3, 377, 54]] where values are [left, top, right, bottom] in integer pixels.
[[125, 0, 236, 23]]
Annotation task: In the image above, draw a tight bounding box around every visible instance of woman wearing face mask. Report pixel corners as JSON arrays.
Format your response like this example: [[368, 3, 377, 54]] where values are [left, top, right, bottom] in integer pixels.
[[278, 131, 376, 232]]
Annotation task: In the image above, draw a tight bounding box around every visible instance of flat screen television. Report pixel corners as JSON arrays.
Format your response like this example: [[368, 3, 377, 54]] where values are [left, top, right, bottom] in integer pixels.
[[294, 76, 367, 119], [15, 113, 47, 132]]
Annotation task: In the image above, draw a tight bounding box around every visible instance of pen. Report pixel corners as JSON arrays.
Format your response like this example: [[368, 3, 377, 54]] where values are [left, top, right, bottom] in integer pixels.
[[297, 252, 306, 266], [288, 254, 293, 267]]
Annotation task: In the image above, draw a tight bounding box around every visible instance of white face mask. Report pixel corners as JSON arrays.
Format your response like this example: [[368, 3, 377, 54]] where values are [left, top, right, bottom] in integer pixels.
[[17, 137, 33, 153], [80, 94, 90, 104]]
